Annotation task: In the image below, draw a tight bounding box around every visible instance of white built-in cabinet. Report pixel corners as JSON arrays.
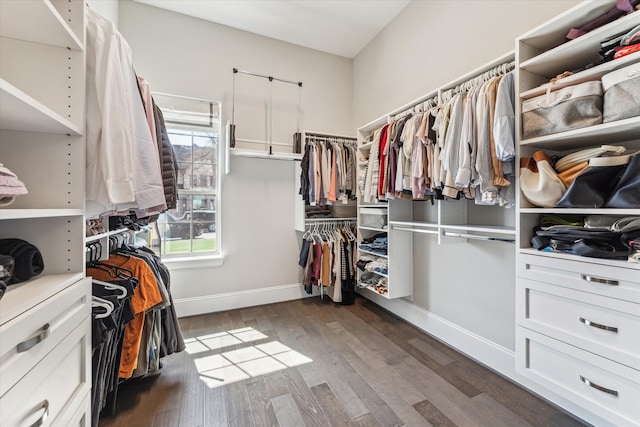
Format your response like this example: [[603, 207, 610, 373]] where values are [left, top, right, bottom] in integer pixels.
[[515, 2, 640, 426], [356, 53, 517, 300], [0, 1, 91, 425]]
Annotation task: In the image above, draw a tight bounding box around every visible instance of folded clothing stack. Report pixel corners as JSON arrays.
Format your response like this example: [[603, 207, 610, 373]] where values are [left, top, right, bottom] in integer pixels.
[[358, 271, 387, 295], [531, 215, 640, 262], [0, 239, 44, 285], [359, 233, 388, 255], [0, 255, 15, 301], [356, 254, 388, 275]]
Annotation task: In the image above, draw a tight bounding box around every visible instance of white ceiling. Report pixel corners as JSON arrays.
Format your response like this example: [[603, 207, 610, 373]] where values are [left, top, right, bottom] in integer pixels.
[[133, 0, 411, 58]]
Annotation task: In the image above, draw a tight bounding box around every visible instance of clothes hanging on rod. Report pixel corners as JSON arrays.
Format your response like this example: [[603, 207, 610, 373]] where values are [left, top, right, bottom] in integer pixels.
[[359, 62, 515, 207], [85, 8, 178, 219], [87, 233, 184, 426], [299, 221, 357, 304], [300, 135, 358, 206]]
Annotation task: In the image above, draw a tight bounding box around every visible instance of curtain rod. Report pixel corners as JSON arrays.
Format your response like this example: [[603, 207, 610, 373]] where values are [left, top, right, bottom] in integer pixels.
[[233, 68, 303, 87]]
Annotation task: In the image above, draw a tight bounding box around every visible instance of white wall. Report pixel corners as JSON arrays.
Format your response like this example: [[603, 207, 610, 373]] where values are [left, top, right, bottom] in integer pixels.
[[353, 0, 580, 353], [87, 0, 119, 27], [119, 0, 353, 315]]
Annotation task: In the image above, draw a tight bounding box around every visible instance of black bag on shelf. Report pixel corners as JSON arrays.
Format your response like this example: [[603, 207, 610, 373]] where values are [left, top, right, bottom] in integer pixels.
[[555, 155, 629, 208], [604, 153, 640, 208], [0, 239, 44, 284]]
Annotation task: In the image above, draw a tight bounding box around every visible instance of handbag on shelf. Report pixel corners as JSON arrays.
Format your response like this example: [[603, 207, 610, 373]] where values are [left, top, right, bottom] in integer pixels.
[[604, 152, 640, 208], [556, 153, 631, 208], [522, 81, 603, 139], [520, 151, 566, 208], [602, 62, 640, 123], [555, 145, 626, 187]]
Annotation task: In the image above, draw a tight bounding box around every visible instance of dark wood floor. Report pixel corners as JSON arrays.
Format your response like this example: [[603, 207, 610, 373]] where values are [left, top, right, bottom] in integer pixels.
[[98, 295, 587, 427]]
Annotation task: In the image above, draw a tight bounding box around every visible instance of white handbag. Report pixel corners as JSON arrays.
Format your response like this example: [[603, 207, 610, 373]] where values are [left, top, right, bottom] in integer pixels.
[[519, 151, 566, 208]]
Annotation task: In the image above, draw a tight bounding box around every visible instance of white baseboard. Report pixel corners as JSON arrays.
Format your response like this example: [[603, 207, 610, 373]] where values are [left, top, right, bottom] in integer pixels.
[[173, 283, 318, 318]]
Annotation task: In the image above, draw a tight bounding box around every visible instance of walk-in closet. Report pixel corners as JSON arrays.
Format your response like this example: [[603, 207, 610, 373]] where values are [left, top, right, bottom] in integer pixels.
[[1, 1, 638, 426]]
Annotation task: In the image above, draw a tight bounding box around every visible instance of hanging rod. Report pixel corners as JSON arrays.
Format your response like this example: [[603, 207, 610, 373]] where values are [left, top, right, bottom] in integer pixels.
[[305, 131, 357, 141], [444, 231, 514, 243], [233, 68, 302, 87], [391, 94, 439, 120], [391, 226, 439, 235]]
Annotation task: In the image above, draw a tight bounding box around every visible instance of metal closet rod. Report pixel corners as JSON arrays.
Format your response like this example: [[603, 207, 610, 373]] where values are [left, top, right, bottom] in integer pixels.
[[233, 68, 303, 87]]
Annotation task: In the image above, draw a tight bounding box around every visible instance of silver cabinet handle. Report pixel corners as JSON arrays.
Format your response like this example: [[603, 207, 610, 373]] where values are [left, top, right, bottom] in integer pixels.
[[579, 317, 618, 333], [30, 400, 49, 427], [17, 323, 50, 353], [579, 375, 618, 396], [581, 274, 618, 286]]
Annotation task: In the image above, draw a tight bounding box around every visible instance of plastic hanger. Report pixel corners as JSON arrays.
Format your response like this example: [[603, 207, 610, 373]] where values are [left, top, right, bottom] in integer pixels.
[[93, 279, 128, 299], [92, 295, 114, 319]]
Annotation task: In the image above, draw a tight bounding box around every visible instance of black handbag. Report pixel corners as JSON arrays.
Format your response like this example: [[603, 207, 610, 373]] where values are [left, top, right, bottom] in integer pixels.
[[604, 153, 640, 208], [556, 155, 629, 208]]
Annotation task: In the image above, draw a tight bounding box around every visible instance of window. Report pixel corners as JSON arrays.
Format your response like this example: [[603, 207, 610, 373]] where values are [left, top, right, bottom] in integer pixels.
[[138, 95, 222, 259]]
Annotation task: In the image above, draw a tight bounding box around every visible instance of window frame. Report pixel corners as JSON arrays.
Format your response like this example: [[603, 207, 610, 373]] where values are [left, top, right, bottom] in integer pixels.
[[148, 95, 224, 264]]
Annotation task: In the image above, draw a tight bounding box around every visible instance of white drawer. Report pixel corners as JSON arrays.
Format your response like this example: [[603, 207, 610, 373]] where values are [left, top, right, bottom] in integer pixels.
[[518, 253, 640, 303], [0, 319, 90, 427], [517, 278, 640, 369], [517, 328, 640, 427], [58, 391, 91, 427], [0, 277, 90, 397]]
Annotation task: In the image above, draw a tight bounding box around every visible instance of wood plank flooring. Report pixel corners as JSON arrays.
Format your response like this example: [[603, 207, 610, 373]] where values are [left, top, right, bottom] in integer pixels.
[[98, 296, 588, 427]]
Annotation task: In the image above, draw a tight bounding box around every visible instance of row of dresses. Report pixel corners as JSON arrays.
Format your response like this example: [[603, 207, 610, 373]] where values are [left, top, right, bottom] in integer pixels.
[[86, 8, 178, 219], [88, 245, 184, 426], [300, 140, 358, 206], [360, 70, 516, 207], [298, 226, 357, 304]]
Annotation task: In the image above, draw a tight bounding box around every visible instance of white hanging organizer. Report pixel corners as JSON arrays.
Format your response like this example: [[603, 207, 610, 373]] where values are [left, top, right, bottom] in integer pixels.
[[225, 68, 304, 173]]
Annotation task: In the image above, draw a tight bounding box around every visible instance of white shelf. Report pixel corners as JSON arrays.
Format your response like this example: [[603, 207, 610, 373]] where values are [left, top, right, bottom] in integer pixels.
[[359, 203, 388, 209], [358, 141, 374, 153], [358, 248, 389, 258], [359, 207, 388, 215], [361, 284, 389, 298], [520, 116, 640, 150], [0, 208, 85, 220], [0, 0, 83, 51], [0, 272, 84, 325], [520, 208, 640, 215], [440, 224, 516, 235], [520, 51, 640, 100], [359, 226, 388, 232], [519, 11, 640, 77], [305, 217, 356, 223], [229, 148, 302, 161], [0, 79, 82, 135], [519, 248, 640, 271]]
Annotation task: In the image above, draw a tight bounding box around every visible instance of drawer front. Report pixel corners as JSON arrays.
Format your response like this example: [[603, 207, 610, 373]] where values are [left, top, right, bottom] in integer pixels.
[[517, 328, 640, 427], [518, 253, 640, 303], [518, 278, 640, 369], [0, 277, 90, 396], [57, 391, 91, 427], [0, 320, 90, 427]]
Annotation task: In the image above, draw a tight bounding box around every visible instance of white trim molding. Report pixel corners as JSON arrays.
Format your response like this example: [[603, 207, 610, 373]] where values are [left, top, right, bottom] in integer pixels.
[[174, 283, 319, 318]]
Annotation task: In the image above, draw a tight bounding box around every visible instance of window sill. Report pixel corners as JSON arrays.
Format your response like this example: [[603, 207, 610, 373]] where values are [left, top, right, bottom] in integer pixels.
[[162, 254, 225, 270]]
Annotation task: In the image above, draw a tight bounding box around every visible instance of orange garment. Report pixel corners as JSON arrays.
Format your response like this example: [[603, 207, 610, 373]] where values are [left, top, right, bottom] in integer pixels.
[[329, 147, 338, 202], [321, 243, 331, 286], [88, 255, 162, 379]]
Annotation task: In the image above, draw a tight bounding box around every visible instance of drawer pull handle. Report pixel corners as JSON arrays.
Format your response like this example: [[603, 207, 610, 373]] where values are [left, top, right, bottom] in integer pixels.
[[579, 317, 618, 333], [579, 375, 618, 396], [17, 323, 50, 353], [30, 399, 49, 427], [581, 274, 618, 286]]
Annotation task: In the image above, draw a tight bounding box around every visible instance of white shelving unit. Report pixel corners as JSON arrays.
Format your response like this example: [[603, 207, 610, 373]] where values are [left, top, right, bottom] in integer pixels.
[[515, 2, 640, 426], [294, 131, 358, 232], [0, 1, 91, 425]]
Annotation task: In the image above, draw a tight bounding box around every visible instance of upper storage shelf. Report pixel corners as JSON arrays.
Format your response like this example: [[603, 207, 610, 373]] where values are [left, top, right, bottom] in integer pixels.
[[0, 79, 82, 135], [520, 116, 640, 150], [518, 0, 640, 74], [0, 0, 83, 51]]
